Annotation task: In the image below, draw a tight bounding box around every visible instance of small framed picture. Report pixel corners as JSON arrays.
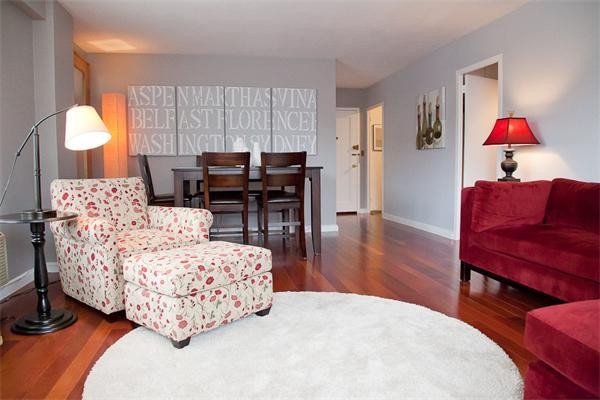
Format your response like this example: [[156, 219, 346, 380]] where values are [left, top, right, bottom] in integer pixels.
[[372, 124, 383, 151]]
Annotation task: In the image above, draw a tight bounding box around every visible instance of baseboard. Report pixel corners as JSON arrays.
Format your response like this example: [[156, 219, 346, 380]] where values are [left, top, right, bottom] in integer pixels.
[[212, 225, 339, 234], [382, 213, 455, 240], [357, 209, 369, 214], [0, 262, 59, 301]]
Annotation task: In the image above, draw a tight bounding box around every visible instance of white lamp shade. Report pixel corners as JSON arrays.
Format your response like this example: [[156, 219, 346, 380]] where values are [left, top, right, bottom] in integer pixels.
[[65, 105, 111, 150]]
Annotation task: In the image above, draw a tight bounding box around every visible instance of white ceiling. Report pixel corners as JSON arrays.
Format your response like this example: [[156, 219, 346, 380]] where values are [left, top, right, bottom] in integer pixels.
[[60, 0, 527, 88]]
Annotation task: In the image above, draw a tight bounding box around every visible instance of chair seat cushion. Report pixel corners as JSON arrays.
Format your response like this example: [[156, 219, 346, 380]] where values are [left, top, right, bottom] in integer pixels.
[[474, 224, 600, 281], [123, 241, 272, 297], [524, 300, 600, 396], [208, 191, 244, 205], [258, 190, 301, 204], [116, 229, 200, 261]]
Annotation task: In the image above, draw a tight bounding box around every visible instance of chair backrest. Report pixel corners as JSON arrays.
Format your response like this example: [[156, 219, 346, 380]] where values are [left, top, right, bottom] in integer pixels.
[[137, 154, 156, 202], [50, 177, 149, 231], [202, 152, 250, 207], [260, 152, 307, 197]]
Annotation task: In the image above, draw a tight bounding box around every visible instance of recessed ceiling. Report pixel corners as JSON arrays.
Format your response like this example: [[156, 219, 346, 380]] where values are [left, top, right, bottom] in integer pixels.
[[60, 0, 527, 88]]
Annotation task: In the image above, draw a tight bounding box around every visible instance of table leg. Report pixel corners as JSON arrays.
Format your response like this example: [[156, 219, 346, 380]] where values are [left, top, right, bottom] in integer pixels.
[[11, 223, 77, 335], [310, 170, 321, 255], [174, 172, 184, 207]]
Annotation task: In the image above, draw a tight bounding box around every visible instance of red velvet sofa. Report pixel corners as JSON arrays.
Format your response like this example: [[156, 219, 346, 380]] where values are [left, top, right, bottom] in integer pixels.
[[524, 300, 599, 399], [460, 178, 600, 302]]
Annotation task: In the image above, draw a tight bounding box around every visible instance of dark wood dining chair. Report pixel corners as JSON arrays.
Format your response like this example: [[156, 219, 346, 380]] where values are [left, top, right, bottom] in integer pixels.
[[137, 154, 198, 207], [202, 152, 251, 244], [257, 151, 307, 258]]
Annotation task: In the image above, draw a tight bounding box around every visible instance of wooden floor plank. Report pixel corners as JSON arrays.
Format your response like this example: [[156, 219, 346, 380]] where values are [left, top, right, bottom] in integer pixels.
[[0, 214, 557, 399]]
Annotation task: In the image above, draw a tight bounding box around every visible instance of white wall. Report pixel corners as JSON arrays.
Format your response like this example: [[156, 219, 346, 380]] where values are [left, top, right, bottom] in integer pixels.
[[0, 0, 75, 279], [367, 106, 383, 211], [87, 54, 338, 227], [365, 0, 599, 238]]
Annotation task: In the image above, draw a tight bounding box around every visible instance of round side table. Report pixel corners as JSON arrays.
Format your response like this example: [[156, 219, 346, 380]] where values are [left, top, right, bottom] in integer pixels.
[[0, 210, 78, 334]]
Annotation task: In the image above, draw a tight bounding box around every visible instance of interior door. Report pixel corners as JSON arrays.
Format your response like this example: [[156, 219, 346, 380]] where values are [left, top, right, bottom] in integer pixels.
[[336, 109, 360, 212], [463, 75, 499, 187]]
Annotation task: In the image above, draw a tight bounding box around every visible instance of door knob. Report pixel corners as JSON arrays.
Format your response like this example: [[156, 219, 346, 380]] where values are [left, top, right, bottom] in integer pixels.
[[352, 144, 359, 150], [352, 164, 358, 168]]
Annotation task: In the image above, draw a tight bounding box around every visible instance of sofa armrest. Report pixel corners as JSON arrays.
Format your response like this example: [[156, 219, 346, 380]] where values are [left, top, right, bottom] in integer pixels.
[[51, 216, 117, 246], [147, 206, 213, 242], [459, 187, 475, 261]]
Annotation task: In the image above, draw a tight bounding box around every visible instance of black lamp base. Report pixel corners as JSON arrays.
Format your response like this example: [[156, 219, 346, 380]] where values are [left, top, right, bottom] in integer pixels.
[[11, 309, 77, 335], [498, 149, 520, 182]]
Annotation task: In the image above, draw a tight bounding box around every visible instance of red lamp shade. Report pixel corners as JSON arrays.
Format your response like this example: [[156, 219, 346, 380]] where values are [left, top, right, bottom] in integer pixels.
[[483, 117, 540, 146]]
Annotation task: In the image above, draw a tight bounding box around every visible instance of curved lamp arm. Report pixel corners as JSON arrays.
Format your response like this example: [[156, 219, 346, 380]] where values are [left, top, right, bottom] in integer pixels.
[[16, 105, 77, 157]]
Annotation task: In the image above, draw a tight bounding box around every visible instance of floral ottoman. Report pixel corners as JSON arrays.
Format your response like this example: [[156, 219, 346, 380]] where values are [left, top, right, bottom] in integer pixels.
[[123, 241, 273, 348]]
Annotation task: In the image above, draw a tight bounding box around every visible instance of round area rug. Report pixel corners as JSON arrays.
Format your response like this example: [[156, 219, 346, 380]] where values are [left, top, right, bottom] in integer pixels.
[[83, 292, 522, 400]]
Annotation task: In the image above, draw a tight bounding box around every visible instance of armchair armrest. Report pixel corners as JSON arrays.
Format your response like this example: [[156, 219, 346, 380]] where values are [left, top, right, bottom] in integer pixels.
[[459, 187, 475, 261], [51, 216, 117, 246], [147, 206, 213, 242]]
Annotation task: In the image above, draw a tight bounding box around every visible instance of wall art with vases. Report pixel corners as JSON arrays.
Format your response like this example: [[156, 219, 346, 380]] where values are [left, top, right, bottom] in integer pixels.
[[126, 85, 317, 156], [416, 86, 445, 150]]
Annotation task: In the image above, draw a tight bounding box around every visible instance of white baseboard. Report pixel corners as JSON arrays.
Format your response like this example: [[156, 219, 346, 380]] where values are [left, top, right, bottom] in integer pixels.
[[382, 213, 456, 240], [0, 262, 59, 301], [357, 209, 369, 214], [212, 225, 339, 234]]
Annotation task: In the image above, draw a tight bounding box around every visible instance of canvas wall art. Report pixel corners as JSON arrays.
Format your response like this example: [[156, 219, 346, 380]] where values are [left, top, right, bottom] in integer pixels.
[[272, 88, 317, 155], [128, 85, 177, 156], [416, 86, 445, 150], [177, 86, 225, 155], [225, 86, 272, 152]]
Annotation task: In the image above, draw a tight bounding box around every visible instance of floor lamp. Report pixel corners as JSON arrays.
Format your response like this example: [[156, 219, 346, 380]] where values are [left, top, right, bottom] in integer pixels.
[[0, 105, 111, 334]]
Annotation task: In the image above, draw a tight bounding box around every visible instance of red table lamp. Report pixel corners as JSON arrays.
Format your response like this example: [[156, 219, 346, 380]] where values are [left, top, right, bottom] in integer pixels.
[[483, 112, 540, 182]]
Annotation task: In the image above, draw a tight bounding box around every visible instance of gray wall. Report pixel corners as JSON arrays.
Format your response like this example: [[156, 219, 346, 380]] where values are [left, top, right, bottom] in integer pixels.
[[336, 88, 369, 210], [365, 0, 600, 238], [87, 54, 338, 227], [0, 0, 74, 279]]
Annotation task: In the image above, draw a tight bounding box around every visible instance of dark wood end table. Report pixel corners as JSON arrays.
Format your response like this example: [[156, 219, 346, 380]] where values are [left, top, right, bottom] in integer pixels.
[[0, 210, 78, 334]]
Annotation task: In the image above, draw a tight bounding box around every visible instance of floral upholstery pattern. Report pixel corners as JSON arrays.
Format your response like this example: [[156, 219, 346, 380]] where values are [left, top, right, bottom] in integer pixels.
[[123, 243, 273, 342], [125, 272, 273, 341], [123, 241, 272, 297], [50, 177, 213, 314]]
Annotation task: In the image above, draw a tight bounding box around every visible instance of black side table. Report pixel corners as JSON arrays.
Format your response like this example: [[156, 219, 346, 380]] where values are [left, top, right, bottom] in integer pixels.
[[0, 210, 78, 334]]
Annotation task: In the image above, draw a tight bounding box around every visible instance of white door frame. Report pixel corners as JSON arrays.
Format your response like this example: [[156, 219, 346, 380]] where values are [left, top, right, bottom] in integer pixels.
[[453, 54, 503, 239], [336, 107, 361, 212], [366, 102, 384, 213]]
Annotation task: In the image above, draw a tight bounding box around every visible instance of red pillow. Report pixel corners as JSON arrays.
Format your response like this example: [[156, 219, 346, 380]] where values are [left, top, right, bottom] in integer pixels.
[[471, 180, 552, 232], [545, 178, 600, 233]]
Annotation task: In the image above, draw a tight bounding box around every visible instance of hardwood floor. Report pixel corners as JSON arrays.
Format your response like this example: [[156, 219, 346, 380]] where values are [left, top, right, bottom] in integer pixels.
[[0, 214, 558, 399]]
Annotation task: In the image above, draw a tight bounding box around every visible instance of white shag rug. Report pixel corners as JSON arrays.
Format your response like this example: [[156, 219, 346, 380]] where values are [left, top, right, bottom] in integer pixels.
[[83, 292, 522, 400]]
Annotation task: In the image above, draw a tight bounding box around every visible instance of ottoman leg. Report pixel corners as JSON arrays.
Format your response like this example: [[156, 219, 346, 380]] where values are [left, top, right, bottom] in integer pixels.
[[171, 337, 191, 349], [256, 307, 271, 317]]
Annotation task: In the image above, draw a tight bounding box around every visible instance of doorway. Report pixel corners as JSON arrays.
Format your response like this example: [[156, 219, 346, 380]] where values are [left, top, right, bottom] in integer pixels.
[[367, 104, 383, 213], [336, 108, 361, 213], [453, 55, 503, 238]]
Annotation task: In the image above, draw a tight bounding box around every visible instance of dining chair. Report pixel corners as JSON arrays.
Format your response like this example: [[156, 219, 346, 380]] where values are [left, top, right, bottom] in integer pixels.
[[202, 152, 251, 244], [137, 154, 198, 207], [257, 151, 307, 258]]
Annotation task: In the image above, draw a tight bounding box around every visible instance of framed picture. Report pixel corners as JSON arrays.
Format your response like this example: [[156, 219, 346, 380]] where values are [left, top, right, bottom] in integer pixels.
[[372, 124, 383, 151], [416, 86, 445, 150]]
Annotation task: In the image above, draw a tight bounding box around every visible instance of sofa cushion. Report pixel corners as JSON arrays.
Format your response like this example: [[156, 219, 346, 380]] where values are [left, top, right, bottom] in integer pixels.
[[471, 180, 552, 232], [545, 178, 600, 233], [474, 224, 599, 282], [116, 229, 200, 261], [524, 300, 600, 397], [123, 241, 273, 297]]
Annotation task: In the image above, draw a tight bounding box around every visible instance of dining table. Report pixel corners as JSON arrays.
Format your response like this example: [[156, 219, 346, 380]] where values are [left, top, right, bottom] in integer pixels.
[[172, 166, 323, 255]]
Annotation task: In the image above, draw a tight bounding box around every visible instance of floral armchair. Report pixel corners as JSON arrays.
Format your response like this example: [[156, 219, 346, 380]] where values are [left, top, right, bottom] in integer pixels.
[[50, 177, 213, 314]]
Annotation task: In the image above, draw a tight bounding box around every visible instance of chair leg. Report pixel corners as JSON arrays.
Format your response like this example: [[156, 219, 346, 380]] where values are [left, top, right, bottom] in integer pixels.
[[255, 307, 271, 316], [263, 206, 269, 248], [282, 209, 290, 241], [298, 206, 307, 259], [242, 209, 249, 244], [460, 261, 471, 282], [171, 337, 191, 349], [257, 205, 263, 240]]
